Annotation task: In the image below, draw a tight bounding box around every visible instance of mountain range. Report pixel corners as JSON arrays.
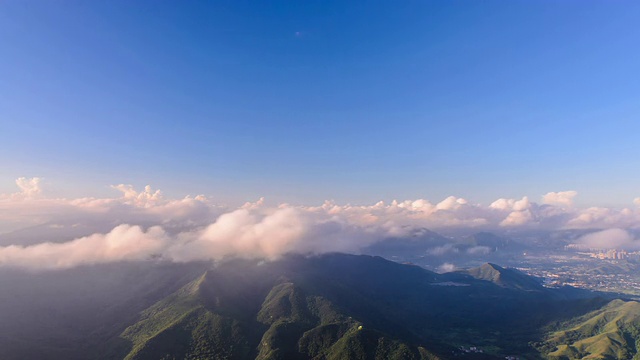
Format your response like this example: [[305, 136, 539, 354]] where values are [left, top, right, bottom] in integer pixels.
[[0, 253, 637, 359]]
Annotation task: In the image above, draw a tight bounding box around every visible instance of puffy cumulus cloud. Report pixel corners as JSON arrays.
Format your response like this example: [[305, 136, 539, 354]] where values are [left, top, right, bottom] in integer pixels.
[[0, 177, 44, 203], [490, 196, 530, 212], [2, 177, 640, 270], [167, 206, 390, 263], [576, 228, 640, 250], [308, 197, 490, 230], [0, 180, 217, 236], [111, 184, 163, 207], [500, 209, 533, 227], [15, 177, 43, 198], [542, 191, 578, 207], [436, 196, 468, 211], [565, 207, 639, 229], [513, 196, 531, 211], [489, 198, 513, 211], [241, 197, 266, 210], [635, 198, 640, 206], [168, 208, 307, 261], [489, 196, 536, 228]]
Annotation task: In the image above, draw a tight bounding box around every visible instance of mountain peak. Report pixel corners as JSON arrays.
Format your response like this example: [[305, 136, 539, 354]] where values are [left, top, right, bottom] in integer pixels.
[[467, 263, 542, 290], [483, 263, 504, 270]]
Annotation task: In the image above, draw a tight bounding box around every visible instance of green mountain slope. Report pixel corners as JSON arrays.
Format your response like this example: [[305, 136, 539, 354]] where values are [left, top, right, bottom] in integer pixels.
[[539, 299, 640, 359], [119, 254, 611, 359], [121, 263, 441, 360]]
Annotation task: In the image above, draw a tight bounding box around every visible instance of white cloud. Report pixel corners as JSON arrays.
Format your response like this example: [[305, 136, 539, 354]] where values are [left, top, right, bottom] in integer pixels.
[[466, 246, 491, 255], [11, 177, 43, 199], [0, 181, 219, 236], [241, 197, 265, 210], [489, 196, 536, 227], [437, 263, 457, 273], [1, 177, 640, 270], [500, 209, 533, 227], [542, 191, 577, 207], [490, 196, 530, 212], [565, 206, 639, 229], [577, 228, 639, 250], [513, 196, 531, 211], [171, 207, 308, 261], [111, 184, 163, 207], [489, 198, 512, 211], [0, 205, 397, 270], [0, 225, 168, 270], [436, 196, 468, 210]]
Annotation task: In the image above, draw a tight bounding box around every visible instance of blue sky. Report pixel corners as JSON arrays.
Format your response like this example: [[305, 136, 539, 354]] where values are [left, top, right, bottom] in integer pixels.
[[1, 1, 639, 206]]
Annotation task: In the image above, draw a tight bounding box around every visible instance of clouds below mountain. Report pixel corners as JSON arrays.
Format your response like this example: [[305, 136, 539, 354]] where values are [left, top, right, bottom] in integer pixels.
[[1, 178, 640, 269]]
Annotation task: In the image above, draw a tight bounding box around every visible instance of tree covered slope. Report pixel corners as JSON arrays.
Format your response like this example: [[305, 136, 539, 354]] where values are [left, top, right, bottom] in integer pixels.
[[121, 257, 443, 360], [540, 299, 640, 360], [119, 254, 613, 359]]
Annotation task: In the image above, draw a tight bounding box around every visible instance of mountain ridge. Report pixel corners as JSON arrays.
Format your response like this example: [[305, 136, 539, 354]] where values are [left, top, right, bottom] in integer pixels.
[[539, 299, 640, 359], [118, 253, 613, 359]]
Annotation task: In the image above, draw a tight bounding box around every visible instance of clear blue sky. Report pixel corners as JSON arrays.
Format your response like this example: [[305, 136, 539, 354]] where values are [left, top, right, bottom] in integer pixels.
[[1, 1, 639, 206]]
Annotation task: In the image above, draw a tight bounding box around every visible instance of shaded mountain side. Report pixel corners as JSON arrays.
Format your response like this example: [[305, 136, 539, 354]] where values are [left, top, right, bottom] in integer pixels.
[[120, 254, 611, 359], [362, 230, 528, 263], [537, 299, 640, 359], [0, 261, 211, 360], [465, 232, 526, 251], [122, 270, 442, 360], [361, 229, 451, 258]]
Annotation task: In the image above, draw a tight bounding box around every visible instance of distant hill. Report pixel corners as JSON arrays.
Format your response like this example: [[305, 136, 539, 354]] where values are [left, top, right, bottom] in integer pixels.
[[362, 230, 528, 264], [465, 263, 544, 291], [361, 228, 451, 259], [465, 232, 525, 251]]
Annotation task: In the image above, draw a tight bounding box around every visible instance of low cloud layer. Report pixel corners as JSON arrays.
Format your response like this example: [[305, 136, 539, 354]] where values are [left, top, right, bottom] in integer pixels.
[[1, 178, 640, 270], [576, 228, 640, 250], [0, 225, 169, 270]]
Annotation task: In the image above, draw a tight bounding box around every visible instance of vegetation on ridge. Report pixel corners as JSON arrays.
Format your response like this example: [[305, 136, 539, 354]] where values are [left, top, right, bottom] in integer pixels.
[[119, 254, 617, 359]]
